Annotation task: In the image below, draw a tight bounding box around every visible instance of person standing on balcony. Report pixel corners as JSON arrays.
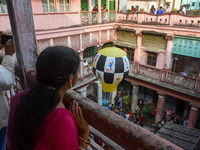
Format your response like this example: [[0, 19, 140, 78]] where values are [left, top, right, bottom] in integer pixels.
[[131, 6, 137, 12], [92, 5, 98, 11], [7, 46, 90, 150], [101, 4, 107, 11], [165, 4, 171, 13], [0, 32, 15, 150], [157, 6, 164, 14], [178, 6, 186, 15], [149, 5, 156, 14]]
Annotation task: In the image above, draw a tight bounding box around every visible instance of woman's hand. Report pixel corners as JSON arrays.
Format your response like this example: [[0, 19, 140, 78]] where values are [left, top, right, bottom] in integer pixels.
[[69, 100, 89, 140]]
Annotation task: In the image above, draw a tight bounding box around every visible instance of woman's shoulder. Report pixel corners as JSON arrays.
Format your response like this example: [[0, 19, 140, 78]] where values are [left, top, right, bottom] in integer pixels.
[[39, 108, 78, 138], [46, 108, 74, 123]]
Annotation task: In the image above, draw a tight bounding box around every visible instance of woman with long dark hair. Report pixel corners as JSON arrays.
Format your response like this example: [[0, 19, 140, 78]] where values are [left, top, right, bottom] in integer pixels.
[[7, 46, 89, 150]]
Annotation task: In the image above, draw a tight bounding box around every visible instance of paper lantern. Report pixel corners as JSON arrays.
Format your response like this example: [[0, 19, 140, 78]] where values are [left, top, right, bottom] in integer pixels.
[[93, 47, 130, 92]]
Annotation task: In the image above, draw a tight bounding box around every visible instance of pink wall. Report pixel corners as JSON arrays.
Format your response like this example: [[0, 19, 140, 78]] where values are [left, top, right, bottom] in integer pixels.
[[156, 52, 165, 69], [31, 0, 43, 14], [71, 0, 81, 12]]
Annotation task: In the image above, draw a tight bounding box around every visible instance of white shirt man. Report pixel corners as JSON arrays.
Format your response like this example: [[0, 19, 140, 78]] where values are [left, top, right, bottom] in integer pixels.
[[0, 38, 15, 150], [165, 4, 171, 13]]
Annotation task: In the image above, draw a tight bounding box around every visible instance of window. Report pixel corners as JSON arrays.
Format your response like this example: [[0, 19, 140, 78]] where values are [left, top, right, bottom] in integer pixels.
[[136, 6, 139, 12], [147, 52, 157, 67], [60, 0, 70, 12], [0, 0, 8, 14], [42, 0, 55, 13], [192, 2, 196, 6], [127, 48, 134, 62], [83, 47, 95, 59]]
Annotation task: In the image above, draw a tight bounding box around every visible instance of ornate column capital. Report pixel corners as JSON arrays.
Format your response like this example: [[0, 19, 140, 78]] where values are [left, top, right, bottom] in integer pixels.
[[165, 35, 174, 40], [157, 91, 165, 97], [136, 32, 142, 36], [131, 83, 138, 87]]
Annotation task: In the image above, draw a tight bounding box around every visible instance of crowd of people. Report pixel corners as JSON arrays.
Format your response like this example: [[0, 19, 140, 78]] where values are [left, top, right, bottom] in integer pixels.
[[104, 89, 192, 135], [131, 4, 187, 15]]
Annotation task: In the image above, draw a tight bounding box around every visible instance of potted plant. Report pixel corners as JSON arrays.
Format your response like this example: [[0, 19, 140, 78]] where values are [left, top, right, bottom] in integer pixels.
[[127, 9, 131, 13], [140, 8, 144, 12], [123, 94, 131, 112]]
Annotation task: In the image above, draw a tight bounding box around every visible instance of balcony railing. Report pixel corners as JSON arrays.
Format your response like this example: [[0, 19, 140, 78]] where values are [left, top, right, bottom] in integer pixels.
[[81, 11, 89, 25], [83, 64, 93, 77], [101, 11, 107, 23], [117, 12, 200, 27], [91, 12, 98, 24], [130, 62, 200, 93], [109, 10, 115, 22]]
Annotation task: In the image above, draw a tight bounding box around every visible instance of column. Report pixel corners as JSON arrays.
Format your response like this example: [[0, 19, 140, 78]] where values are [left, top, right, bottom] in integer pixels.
[[77, 85, 88, 97], [98, 31, 102, 46], [50, 39, 54, 46], [115, 0, 118, 12], [155, 92, 165, 124], [107, 0, 110, 21], [111, 91, 117, 104], [80, 34, 83, 51], [89, 0, 92, 24], [134, 32, 142, 63], [188, 105, 199, 128], [55, 0, 60, 12], [95, 81, 102, 105], [98, 0, 102, 23], [124, 48, 127, 53], [68, 36, 71, 48], [183, 102, 189, 117], [131, 84, 139, 113], [79, 52, 83, 77], [165, 35, 174, 69]]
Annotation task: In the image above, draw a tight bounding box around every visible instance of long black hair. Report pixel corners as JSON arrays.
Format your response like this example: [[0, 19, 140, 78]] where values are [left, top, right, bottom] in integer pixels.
[[11, 46, 80, 150]]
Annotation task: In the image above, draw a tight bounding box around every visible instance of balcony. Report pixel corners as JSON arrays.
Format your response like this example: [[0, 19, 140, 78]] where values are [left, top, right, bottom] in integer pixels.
[[117, 12, 200, 28], [128, 62, 200, 101]]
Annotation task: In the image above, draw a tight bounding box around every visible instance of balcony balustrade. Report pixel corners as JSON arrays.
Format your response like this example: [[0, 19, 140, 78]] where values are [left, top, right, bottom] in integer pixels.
[[81, 11, 89, 25], [130, 63, 200, 94], [117, 12, 200, 27], [109, 11, 115, 22], [91, 12, 98, 24]]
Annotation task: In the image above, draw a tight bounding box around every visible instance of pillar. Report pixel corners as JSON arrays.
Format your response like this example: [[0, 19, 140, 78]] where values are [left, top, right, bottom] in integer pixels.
[[98, 0, 102, 23], [7, 0, 39, 89], [79, 52, 83, 77], [98, 31, 102, 46], [68, 36, 71, 48], [155, 92, 165, 124], [134, 32, 142, 63], [165, 35, 174, 69], [111, 91, 117, 104], [188, 105, 199, 128], [80, 34, 83, 51], [124, 48, 127, 53], [89, 0, 92, 24], [95, 81, 102, 105], [131, 84, 139, 113], [183, 102, 189, 117], [107, 0, 110, 21], [115, 0, 118, 12], [77, 85, 88, 97]]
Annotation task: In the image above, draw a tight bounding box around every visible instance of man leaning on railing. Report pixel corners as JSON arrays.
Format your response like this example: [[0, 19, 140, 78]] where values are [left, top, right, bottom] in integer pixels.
[[0, 31, 15, 150]]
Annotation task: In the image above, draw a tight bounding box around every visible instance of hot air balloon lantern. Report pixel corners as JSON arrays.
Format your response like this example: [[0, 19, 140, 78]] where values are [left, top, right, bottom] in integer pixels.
[[93, 47, 130, 92]]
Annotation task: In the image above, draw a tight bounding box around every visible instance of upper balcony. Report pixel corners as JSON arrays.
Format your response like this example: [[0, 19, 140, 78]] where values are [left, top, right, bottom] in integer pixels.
[[1, 0, 200, 33], [117, 12, 200, 28]]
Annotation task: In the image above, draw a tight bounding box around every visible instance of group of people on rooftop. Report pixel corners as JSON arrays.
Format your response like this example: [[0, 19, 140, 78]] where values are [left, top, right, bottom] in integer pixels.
[[131, 4, 187, 15]]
